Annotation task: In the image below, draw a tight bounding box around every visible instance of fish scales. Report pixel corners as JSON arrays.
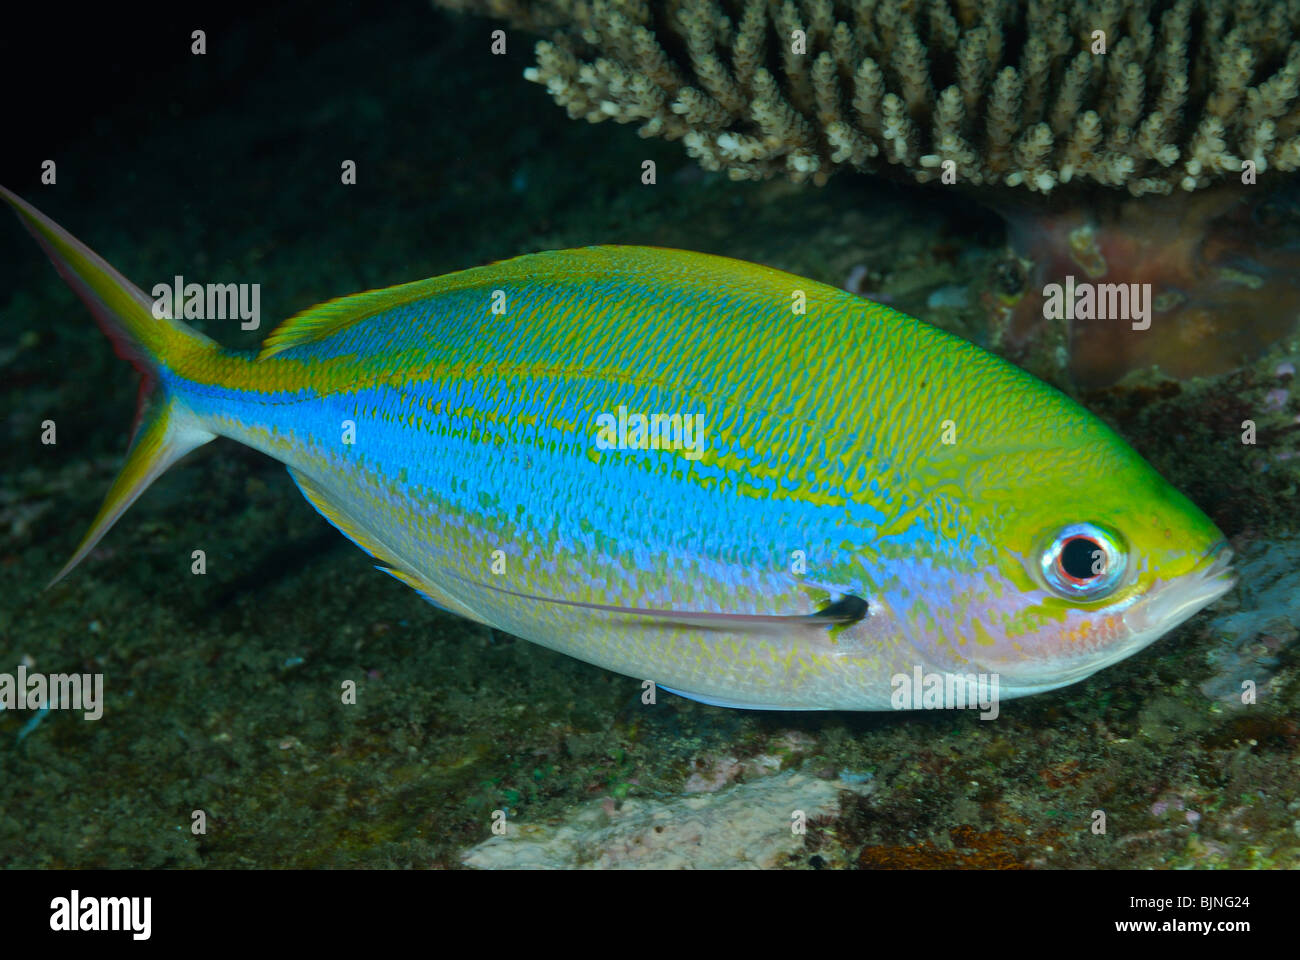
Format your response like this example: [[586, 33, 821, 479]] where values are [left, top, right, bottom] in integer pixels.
[[179, 247, 949, 705]]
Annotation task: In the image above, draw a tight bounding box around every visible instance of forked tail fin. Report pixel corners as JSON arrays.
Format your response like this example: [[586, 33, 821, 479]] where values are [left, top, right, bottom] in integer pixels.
[[1, 186, 219, 586]]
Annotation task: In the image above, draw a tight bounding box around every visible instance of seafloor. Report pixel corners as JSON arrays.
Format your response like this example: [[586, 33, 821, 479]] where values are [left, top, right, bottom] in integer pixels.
[[1, 4, 1297, 868]]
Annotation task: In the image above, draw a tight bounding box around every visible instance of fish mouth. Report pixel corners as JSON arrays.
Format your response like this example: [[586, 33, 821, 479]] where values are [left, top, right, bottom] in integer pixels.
[[1123, 539, 1236, 639]]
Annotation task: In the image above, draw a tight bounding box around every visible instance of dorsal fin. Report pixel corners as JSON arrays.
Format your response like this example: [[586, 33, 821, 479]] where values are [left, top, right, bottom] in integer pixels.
[[254, 247, 565, 360], [254, 246, 753, 360], [258, 244, 826, 361], [257, 276, 446, 360]]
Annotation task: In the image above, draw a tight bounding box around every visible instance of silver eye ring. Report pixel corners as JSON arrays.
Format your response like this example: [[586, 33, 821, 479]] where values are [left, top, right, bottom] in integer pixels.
[[1041, 522, 1127, 600]]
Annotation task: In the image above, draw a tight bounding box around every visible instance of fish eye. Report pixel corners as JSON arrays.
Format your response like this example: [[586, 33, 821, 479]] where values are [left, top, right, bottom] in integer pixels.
[[1041, 523, 1126, 600]]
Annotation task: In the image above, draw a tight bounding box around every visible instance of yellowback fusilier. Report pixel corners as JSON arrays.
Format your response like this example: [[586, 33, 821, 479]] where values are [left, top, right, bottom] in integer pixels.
[[3, 186, 1235, 710]]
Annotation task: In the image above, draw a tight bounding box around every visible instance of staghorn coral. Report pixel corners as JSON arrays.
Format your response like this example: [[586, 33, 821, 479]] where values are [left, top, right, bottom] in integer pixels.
[[435, 0, 1300, 196]]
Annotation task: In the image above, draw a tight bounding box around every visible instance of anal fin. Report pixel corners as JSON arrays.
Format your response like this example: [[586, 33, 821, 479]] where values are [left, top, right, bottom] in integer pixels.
[[656, 684, 810, 711], [376, 563, 490, 624], [287, 467, 489, 625]]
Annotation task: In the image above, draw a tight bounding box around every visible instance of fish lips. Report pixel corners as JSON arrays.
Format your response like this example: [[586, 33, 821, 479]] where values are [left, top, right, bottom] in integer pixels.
[[994, 540, 1236, 695], [1122, 540, 1236, 641]]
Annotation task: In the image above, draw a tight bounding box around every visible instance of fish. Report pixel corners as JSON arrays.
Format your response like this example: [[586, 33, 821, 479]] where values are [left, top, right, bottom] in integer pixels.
[[2, 185, 1236, 711]]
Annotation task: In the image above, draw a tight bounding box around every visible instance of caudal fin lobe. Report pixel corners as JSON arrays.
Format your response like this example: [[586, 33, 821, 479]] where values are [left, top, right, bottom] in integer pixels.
[[1, 185, 219, 586]]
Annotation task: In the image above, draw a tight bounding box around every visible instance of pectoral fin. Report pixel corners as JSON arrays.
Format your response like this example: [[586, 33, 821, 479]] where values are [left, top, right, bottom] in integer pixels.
[[439, 569, 870, 635]]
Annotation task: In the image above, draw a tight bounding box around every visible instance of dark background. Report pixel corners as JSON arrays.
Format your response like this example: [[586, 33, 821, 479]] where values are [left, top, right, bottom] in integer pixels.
[[2, 2, 372, 191]]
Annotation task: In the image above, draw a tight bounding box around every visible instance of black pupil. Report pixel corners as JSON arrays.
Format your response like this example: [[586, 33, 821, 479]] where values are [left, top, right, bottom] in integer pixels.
[[1060, 537, 1102, 580]]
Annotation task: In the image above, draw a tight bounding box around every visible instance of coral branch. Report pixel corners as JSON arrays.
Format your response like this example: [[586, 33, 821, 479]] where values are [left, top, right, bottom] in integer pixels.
[[438, 0, 1300, 196]]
